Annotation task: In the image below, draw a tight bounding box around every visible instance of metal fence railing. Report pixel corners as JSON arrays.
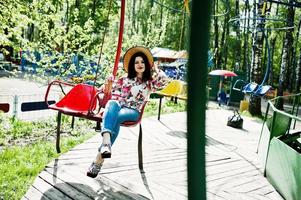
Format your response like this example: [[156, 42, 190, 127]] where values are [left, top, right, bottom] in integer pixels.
[[0, 92, 59, 121], [257, 93, 301, 200]]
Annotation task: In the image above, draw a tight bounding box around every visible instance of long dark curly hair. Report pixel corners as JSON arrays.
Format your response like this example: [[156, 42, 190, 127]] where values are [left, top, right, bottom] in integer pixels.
[[127, 52, 152, 82]]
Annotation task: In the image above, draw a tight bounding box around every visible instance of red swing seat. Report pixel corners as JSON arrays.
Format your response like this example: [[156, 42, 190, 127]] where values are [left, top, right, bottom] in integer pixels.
[[45, 80, 105, 120], [49, 84, 96, 114]]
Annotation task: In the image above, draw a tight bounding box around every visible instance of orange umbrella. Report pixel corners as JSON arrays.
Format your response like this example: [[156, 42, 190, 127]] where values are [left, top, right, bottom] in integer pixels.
[[209, 70, 237, 105], [209, 69, 237, 77]]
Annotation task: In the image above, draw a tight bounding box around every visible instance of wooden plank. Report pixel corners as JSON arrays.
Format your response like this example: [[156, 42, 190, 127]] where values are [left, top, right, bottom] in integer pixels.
[[86, 151, 187, 199], [44, 167, 148, 200], [206, 157, 242, 167], [207, 166, 258, 182], [208, 190, 266, 200], [207, 170, 260, 189], [150, 176, 187, 197], [47, 148, 187, 173], [60, 151, 185, 199], [207, 191, 227, 200], [101, 157, 186, 177], [265, 191, 285, 200], [255, 185, 277, 196], [211, 174, 263, 189], [38, 170, 93, 199], [101, 171, 186, 200], [23, 185, 51, 200], [30, 176, 73, 200], [206, 159, 251, 176], [59, 146, 185, 161], [229, 177, 273, 193]]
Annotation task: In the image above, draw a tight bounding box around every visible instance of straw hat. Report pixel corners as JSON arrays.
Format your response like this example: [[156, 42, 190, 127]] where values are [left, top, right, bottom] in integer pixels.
[[123, 46, 154, 72]]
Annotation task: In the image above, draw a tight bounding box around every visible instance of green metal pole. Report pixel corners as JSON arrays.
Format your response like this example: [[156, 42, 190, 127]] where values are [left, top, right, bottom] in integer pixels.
[[187, 0, 211, 199]]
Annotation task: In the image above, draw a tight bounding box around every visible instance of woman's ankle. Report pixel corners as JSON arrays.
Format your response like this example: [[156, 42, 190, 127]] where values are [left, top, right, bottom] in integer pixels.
[[102, 132, 111, 145], [95, 152, 104, 165]]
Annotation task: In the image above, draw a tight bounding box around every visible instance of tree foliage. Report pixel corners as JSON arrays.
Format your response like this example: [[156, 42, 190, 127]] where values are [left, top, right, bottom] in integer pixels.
[[0, 0, 188, 82]]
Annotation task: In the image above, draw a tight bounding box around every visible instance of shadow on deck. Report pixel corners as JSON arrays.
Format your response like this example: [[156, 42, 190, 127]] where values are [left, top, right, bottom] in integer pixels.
[[23, 106, 284, 200]]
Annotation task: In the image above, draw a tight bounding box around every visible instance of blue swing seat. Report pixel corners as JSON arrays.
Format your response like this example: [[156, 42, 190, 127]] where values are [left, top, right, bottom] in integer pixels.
[[237, 82, 271, 96], [254, 85, 271, 96], [242, 82, 258, 93]]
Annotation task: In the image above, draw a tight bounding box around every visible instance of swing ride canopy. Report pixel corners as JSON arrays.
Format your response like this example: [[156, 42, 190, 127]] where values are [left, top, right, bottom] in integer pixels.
[[151, 47, 188, 61]]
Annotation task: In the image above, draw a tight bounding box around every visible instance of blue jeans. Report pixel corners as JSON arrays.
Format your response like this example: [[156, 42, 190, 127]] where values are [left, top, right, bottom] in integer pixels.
[[101, 100, 140, 144]]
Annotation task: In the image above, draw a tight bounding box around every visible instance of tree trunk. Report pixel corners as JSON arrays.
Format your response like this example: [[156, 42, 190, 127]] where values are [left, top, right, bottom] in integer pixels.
[[150, 0, 154, 7], [234, 0, 241, 70], [269, 35, 277, 86], [27, 23, 34, 42], [242, 0, 251, 82], [285, 3, 295, 92], [179, 12, 186, 50], [136, 0, 142, 33], [159, 3, 163, 27], [66, 0, 69, 34], [277, 1, 295, 109], [217, 10, 230, 69], [75, 0, 81, 14], [213, 0, 219, 69], [262, 31, 268, 79], [132, 0, 136, 34], [217, 18, 225, 69], [268, 4, 279, 86], [92, 0, 96, 19], [242, 0, 248, 72], [249, 0, 265, 116], [296, 49, 301, 93], [223, 15, 230, 68], [295, 19, 301, 93]]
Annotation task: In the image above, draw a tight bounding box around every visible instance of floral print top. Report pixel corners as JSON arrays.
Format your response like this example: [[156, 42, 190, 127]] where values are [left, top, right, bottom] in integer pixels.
[[111, 72, 168, 112]]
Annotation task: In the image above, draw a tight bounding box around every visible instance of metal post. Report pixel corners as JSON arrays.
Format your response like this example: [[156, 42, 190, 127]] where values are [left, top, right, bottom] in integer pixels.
[[71, 116, 75, 129], [263, 110, 277, 176], [96, 121, 101, 131], [13, 95, 18, 120], [187, 0, 211, 199], [138, 123, 144, 173], [293, 95, 300, 129], [56, 112, 62, 153], [257, 102, 270, 153], [227, 77, 234, 106], [158, 97, 163, 120]]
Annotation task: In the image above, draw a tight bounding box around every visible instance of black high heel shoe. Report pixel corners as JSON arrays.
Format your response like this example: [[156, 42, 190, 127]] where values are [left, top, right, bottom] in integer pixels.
[[99, 143, 111, 158]]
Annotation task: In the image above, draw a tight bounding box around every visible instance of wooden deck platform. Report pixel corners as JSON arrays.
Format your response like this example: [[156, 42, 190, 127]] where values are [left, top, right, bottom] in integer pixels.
[[23, 106, 284, 200]]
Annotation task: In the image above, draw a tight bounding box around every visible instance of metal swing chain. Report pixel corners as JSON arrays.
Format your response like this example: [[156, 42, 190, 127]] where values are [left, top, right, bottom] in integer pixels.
[[93, 0, 114, 86], [88, 0, 114, 116]]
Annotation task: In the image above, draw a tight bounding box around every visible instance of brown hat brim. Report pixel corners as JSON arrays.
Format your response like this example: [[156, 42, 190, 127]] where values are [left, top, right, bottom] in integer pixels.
[[123, 46, 154, 72]]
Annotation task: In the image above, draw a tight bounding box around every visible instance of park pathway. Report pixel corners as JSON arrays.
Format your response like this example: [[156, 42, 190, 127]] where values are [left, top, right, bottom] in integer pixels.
[[23, 106, 284, 200]]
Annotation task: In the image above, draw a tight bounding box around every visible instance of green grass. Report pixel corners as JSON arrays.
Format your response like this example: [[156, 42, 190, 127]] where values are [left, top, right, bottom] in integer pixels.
[[0, 98, 186, 199], [0, 133, 94, 199], [144, 98, 186, 117]]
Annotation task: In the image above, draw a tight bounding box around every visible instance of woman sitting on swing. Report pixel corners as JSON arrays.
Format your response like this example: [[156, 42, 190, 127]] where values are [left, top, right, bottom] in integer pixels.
[[87, 46, 168, 178]]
